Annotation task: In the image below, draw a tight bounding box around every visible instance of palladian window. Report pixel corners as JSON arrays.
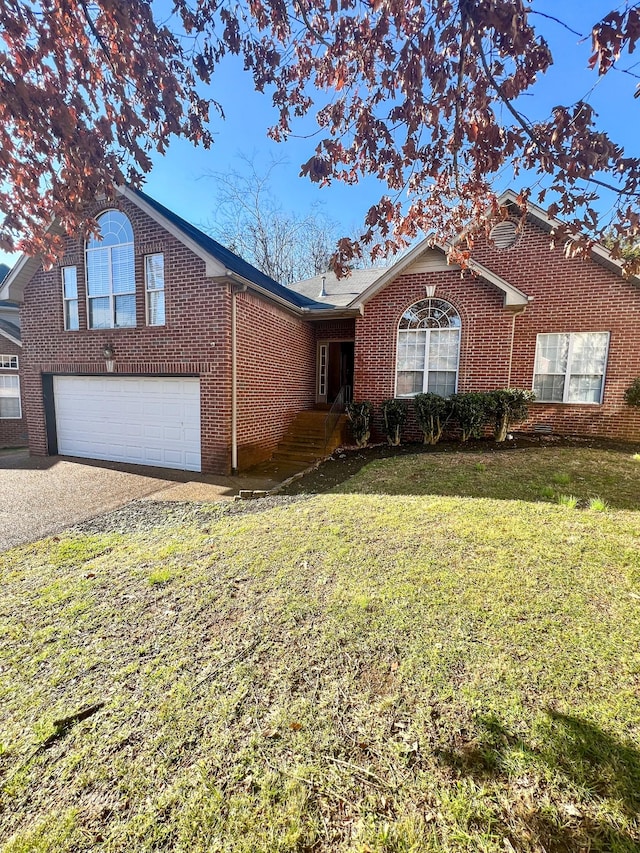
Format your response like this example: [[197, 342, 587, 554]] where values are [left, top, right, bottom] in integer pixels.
[[86, 210, 136, 329], [396, 298, 461, 397]]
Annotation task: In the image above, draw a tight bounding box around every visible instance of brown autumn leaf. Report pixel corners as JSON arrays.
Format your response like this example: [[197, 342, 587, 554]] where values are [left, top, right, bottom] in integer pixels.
[[1, 2, 639, 277]]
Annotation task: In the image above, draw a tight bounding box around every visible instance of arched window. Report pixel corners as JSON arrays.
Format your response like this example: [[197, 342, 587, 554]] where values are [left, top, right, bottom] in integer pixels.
[[86, 210, 136, 328], [396, 298, 461, 397]]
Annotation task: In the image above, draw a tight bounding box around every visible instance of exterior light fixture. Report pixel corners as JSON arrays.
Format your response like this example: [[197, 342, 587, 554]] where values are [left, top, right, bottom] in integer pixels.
[[425, 284, 436, 298], [103, 343, 115, 373]]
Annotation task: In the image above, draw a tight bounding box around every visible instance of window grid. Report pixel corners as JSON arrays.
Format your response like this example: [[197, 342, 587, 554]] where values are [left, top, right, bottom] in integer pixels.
[[0, 374, 21, 419], [0, 355, 18, 369], [533, 332, 609, 404], [86, 210, 136, 329], [145, 253, 165, 326], [62, 266, 79, 331], [318, 344, 328, 398], [396, 299, 461, 398]]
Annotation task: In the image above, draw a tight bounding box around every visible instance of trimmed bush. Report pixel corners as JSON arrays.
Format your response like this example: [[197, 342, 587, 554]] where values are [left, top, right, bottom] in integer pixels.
[[485, 389, 536, 442], [624, 378, 640, 408], [381, 399, 407, 446], [413, 393, 452, 445], [450, 392, 491, 442], [346, 400, 373, 447]]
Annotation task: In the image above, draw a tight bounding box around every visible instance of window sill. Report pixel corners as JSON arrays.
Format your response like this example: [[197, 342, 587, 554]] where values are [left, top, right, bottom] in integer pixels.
[[532, 400, 604, 407]]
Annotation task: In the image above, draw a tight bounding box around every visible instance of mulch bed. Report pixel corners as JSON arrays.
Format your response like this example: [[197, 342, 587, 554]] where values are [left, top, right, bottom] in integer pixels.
[[279, 432, 640, 495]]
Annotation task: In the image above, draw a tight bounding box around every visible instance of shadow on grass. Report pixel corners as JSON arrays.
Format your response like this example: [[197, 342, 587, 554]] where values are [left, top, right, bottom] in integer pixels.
[[437, 711, 640, 852], [283, 439, 640, 510]]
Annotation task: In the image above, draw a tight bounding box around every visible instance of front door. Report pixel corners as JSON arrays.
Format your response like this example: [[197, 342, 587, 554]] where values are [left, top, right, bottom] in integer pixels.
[[317, 341, 354, 406]]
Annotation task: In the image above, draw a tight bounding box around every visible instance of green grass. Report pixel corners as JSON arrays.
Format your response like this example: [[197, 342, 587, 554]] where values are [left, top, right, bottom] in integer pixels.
[[556, 493, 579, 508], [1, 446, 640, 851], [331, 446, 640, 510]]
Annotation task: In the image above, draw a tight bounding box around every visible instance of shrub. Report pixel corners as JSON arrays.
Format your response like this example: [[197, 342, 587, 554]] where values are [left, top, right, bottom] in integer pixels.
[[624, 378, 640, 408], [381, 399, 407, 446], [413, 393, 452, 445], [450, 392, 491, 442], [346, 400, 373, 447], [485, 389, 536, 442]]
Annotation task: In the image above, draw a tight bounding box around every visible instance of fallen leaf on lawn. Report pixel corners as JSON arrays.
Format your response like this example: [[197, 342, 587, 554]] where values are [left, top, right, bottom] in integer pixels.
[[289, 721, 303, 731], [262, 727, 280, 739], [562, 802, 583, 818]]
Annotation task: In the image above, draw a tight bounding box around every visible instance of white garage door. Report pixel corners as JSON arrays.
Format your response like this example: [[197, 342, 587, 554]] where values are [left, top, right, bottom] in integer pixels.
[[53, 376, 201, 472]]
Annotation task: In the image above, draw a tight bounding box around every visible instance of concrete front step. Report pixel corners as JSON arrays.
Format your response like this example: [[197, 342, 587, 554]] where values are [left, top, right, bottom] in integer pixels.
[[269, 410, 348, 467]]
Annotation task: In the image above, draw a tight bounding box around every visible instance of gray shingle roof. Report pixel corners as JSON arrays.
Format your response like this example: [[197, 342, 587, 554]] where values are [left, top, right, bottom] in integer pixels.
[[0, 318, 20, 342], [286, 268, 385, 308], [132, 188, 326, 310]]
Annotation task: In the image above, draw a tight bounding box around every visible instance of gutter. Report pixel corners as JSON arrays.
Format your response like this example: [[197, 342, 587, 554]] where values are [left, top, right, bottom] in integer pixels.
[[222, 270, 307, 316], [222, 270, 362, 318]]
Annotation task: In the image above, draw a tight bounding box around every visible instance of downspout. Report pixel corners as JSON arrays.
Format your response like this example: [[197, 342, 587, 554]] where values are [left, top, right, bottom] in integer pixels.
[[507, 304, 529, 387], [231, 282, 247, 474]]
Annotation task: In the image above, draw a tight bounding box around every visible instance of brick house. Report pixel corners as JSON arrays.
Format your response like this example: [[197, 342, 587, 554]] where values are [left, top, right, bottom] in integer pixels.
[[0, 279, 28, 448], [0, 187, 638, 474]]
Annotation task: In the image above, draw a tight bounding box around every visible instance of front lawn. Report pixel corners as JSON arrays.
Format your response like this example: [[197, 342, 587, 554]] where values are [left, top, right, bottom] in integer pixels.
[[1, 447, 640, 851]]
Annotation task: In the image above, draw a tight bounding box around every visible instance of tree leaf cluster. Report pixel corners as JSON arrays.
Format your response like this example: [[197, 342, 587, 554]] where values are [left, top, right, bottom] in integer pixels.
[[2, 2, 640, 275]]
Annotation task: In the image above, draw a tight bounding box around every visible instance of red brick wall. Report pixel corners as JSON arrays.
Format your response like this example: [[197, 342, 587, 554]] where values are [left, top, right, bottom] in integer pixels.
[[354, 270, 513, 441], [21, 196, 234, 473], [0, 337, 28, 447], [472, 218, 640, 442], [236, 290, 316, 468], [314, 318, 356, 342], [353, 220, 640, 444]]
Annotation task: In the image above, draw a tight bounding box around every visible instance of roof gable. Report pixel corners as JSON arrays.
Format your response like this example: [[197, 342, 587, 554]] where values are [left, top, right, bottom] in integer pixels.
[[0, 188, 316, 312], [351, 240, 530, 309], [497, 190, 640, 285]]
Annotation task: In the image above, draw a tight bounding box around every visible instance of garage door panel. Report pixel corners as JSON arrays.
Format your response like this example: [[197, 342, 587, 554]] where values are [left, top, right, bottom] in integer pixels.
[[53, 376, 201, 472]]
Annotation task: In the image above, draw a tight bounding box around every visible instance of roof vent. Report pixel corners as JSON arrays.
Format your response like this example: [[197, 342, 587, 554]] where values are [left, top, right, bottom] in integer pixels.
[[490, 220, 519, 250], [319, 275, 327, 298]]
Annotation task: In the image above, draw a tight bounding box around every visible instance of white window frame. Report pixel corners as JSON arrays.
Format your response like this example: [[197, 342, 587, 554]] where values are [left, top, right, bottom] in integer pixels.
[[85, 210, 136, 330], [0, 375, 21, 419], [395, 298, 461, 399], [145, 253, 165, 326], [0, 355, 18, 369], [533, 331, 610, 405], [62, 266, 79, 331]]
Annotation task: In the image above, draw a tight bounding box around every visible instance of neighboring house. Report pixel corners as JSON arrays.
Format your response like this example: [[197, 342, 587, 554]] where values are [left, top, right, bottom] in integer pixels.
[[0, 188, 638, 475], [0, 260, 27, 447]]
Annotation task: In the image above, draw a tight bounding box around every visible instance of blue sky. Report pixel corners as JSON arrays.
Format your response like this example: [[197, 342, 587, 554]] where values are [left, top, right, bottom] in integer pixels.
[[1, 0, 637, 270]]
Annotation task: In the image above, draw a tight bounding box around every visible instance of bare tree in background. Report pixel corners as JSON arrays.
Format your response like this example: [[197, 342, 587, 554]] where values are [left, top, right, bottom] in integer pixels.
[[203, 156, 341, 284]]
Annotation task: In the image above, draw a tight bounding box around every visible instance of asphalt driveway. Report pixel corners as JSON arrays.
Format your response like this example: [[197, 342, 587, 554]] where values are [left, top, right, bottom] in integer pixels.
[[0, 450, 281, 553]]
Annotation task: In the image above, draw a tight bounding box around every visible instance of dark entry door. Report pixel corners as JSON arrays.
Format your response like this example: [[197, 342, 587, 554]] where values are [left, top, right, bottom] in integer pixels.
[[326, 341, 354, 405]]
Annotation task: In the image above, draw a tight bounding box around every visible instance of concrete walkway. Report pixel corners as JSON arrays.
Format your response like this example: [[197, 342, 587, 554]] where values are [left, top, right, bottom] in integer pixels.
[[0, 449, 297, 552]]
